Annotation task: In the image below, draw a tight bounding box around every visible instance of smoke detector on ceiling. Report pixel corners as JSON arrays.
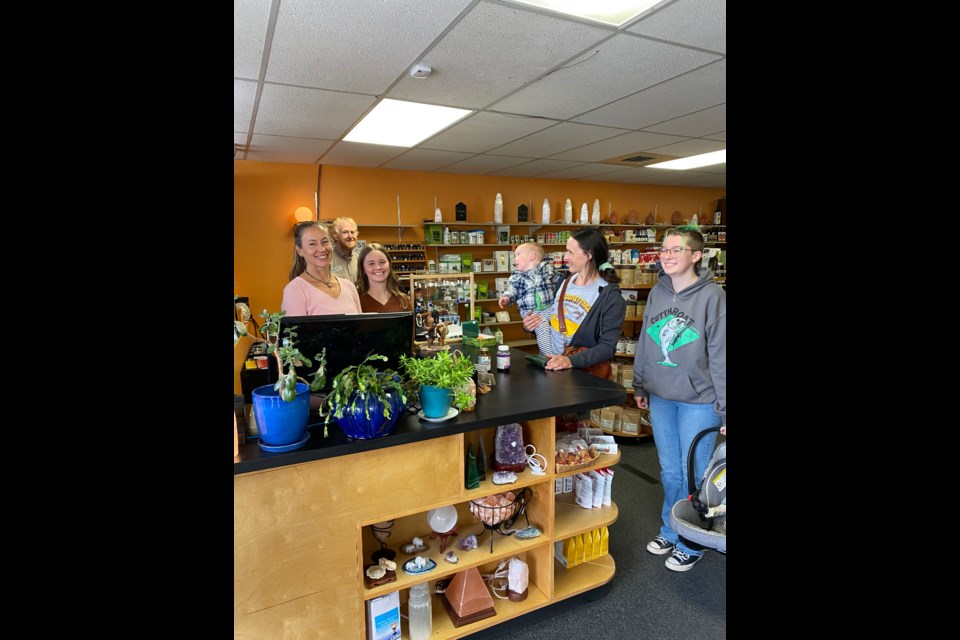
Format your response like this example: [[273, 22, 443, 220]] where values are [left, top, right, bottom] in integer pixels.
[[410, 63, 432, 78]]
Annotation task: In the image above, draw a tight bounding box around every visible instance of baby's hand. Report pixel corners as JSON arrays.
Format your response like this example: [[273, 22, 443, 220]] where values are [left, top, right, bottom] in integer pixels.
[[498, 295, 510, 308]]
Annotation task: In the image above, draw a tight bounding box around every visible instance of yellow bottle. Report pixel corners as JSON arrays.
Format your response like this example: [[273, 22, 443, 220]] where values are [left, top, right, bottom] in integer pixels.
[[574, 533, 585, 566], [592, 527, 602, 559], [582, 530, 594, 562], [600, 526, 609, 556], [563, 537, 576, 568]]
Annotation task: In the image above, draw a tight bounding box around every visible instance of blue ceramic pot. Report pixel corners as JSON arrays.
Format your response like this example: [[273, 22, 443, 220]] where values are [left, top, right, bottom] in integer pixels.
[[252, 382, 310, 446], [420, 384, 452, 419], [334, 390, 406, 439]]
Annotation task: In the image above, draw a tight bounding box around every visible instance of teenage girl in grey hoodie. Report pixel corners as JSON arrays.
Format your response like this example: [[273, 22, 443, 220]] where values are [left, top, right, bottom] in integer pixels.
[[633, 225, 726, 573]]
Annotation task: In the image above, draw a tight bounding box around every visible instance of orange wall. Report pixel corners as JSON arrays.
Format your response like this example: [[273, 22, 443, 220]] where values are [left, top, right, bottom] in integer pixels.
[[233, 160, 725, 393]]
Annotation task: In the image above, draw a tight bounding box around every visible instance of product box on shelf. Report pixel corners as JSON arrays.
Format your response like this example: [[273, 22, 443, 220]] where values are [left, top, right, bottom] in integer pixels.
[[464, 334, 498, 347], [424, 224, 443, 245], [462, 320, 498, 347], [620, 408, 640, 434], [366, 591, 401, 640], [482, 258, 496, 272]]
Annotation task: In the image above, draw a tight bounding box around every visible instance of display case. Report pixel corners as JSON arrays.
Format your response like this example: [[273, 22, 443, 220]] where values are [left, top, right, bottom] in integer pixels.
[[407, 274, 476, 339]]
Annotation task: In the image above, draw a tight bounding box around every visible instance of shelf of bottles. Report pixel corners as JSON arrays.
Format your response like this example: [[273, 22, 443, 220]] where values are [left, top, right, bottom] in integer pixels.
[[382, 243, 427, 274]]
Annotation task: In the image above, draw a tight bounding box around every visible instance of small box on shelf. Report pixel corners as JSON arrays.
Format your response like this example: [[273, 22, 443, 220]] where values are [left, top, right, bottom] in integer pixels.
[[424, 224, 443, 245], [366, 591, 401, 640]]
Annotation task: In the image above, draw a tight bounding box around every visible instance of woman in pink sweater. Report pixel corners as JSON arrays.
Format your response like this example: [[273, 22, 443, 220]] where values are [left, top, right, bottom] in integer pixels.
[[281, 222, 362, 316]]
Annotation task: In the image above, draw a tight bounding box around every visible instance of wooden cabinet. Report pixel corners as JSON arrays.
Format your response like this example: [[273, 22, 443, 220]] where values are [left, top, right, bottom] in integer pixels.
[[357, 418, 620, 639], [235, 421, 622, 639]]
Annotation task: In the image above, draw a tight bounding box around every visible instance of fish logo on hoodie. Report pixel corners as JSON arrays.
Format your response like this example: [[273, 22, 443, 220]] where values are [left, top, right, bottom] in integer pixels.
[[647, 314, 701, 367]]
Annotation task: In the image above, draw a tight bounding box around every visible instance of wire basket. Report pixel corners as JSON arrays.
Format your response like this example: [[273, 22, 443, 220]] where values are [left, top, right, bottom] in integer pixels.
[[468, 488, 532, 552]]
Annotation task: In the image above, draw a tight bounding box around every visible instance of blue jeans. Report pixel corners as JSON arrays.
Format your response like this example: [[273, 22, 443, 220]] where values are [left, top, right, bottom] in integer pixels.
[[649, 393, 720, 556]]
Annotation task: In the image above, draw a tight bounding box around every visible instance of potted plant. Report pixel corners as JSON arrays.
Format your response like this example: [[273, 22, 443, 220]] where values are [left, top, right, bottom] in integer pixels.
[[324, 354, 408, 439], [400, 350, 475, 419], [235, 309, 327, 450]]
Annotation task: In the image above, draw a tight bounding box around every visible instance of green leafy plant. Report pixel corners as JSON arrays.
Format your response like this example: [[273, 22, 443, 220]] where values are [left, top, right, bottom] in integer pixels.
[[400, 350, 475, 410], [325, 354, 407, 424], [234, 309, 327, 402]]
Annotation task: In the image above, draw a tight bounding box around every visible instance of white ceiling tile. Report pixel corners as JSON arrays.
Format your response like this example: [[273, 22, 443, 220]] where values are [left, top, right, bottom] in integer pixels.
[[234, 0, 725, 188], [382, 149, 475, 172], [265, 0, 473, 93], [491, 122, 629, 157], [595, 166, 669, 183], [246, 134, 335, 164], [645, 138, 725, 157], [388, 2, 610, 108], [538, 163, 635, 180], [491, 33, 719, 119], [627, 0, 726, 54], [640, 170, 718, 186], [320, 141, 408, 167], [442, 154, 534, 174], [574, 59, 725, 129], [234, 0, 273, 80], [420, 112, 559, 153], [253, 84, 375, 138], [547, 130, 687, 162], [689, 163, 725, 174], [488, 159, 584, 177], [644, 104, 725, 137], [235, 80, 257, 132]]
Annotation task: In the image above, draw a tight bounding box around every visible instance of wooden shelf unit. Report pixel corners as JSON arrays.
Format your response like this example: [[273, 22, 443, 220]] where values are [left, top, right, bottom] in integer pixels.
[[345, 418, 622, 640]]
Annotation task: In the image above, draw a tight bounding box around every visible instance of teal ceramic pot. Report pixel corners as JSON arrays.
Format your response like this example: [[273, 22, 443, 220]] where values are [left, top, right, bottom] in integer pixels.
[[419, 384, 452, 419]]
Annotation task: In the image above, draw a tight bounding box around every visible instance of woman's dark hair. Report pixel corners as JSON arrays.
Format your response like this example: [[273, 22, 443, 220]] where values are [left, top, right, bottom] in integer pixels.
[[572, 227, 620, 284]]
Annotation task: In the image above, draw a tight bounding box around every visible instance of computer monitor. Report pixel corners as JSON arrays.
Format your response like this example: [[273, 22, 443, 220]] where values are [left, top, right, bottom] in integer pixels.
[[277, 312, 414, 393]]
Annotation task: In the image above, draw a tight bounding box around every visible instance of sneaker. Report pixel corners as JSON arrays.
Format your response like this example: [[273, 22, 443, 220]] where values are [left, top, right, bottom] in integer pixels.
[[665, 549, 702, 572], [646, 536, 675, 555]]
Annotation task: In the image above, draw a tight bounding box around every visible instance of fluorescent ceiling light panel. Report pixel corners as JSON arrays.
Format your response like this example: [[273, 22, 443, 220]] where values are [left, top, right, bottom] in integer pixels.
[[344, 99, 473, 147], [647, 150, 726, 170], [504, 0, 664, 27]]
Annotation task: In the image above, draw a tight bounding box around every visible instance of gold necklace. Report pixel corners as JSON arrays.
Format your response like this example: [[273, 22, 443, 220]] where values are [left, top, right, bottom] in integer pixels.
[[304, 270, 333, 287]]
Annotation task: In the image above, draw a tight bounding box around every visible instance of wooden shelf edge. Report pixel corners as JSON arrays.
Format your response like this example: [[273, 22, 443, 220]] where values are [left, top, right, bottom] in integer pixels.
[[553, 499, 619, 540], [553, 554, 616, 601], [362, 538, 552, 602], [464, 468, 552, 501], [554, 452, 620, 479], [426, 580, 552, 640], [613, 431, 651, 439]]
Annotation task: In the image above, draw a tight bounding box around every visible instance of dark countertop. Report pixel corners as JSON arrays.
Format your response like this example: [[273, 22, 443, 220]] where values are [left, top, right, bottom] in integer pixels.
[[234, 347, 626, 475]]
